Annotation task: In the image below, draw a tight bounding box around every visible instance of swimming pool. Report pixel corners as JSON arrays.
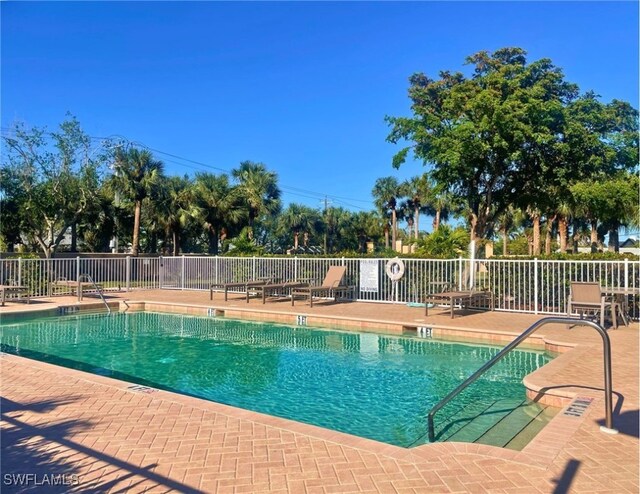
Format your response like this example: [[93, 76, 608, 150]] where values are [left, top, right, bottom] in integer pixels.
[[0, 312, 554, 448]]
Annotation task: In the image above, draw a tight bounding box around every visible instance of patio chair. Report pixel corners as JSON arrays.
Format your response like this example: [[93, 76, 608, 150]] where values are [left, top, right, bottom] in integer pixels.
[[250, 279, 310, 304], [210, 279, 273, 301], [424, 288, 494, 318], [568, 282, 618, 329], [291, 266, 354, 307]]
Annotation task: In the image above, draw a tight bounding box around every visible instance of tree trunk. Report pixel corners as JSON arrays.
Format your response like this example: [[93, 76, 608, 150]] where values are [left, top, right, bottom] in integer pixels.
[[303, 232, 309, 247], [414, 206, 420, 239], [558, 216, 568, 253], [391, 209, 397, 251], [384, 226, 389, 249], [590, 220, 598, 253], [532, 214, 541, 255], [207, 229, 219, 255], [608, 228, 619, 252], [70, 222, 77, 252], [172, 231, 179, 256], [294, 231, 299, 251], [132, 200, 142, 256], [469, 213, 478, 242], [545, 215, 556, 255], [433, 210, 441, 231], [502, 228, 508, 256], [571, 219, 579, 253]]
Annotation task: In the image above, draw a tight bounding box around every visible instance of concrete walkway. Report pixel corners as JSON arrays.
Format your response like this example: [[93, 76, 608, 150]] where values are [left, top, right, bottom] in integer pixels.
[[1, 290, 638, 493]]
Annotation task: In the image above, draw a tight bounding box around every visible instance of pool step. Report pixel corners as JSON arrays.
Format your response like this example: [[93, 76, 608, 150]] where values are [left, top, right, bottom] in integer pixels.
[[437, 398, 556, 449]]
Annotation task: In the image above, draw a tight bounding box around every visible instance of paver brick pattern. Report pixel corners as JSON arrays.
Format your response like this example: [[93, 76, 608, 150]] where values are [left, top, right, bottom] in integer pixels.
[[1, 292, 639, 493]]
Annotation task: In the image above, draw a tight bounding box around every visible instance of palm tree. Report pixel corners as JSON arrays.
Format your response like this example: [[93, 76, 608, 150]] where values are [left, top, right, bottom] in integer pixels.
[[160, 176, 198, 256], [495, 206, 526, 255], [112, 148, 164, 255], [278, 203, 319, 252], [231, 161, 281, 240], [428, 186, 453, 231], [372, 176, 403, 250], [194, 173, 243, 254], [402, 175, 432, 238]]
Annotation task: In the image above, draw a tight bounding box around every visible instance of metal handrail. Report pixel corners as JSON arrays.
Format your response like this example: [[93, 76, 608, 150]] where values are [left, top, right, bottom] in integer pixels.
[[427, 317, 616, 442], [79, 274, 111, 315]]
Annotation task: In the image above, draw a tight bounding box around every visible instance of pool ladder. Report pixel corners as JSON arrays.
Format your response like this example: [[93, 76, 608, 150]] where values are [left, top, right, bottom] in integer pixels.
[[426, 317, 616, 442], [79, 274, 111, 315]]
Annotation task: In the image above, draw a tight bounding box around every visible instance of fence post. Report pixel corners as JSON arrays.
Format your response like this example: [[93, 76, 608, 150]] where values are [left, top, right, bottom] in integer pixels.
[[76, 256, 81, 281], [458, 257, 463, 290], [159, 256, 164, 288], [341, 257, 345, 266], [252, 256, 256, 280], [294, 256, 298, 281], [534, 258, 539, 315], [624, 258, 629, 290], [181, 255, 185, 290], [126, 256, 131, 291], [18, 257, 22, 286]]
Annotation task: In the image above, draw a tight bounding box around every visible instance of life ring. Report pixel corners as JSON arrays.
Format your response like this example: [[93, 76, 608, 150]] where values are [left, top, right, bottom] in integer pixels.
[[385, 258, 405, 281]]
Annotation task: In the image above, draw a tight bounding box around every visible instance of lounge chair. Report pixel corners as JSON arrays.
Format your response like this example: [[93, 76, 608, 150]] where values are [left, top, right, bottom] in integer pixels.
[[291, 266, 354, 307], [249, 280, 310, 304], [424, 288, 493, 318], [0, 284, 30, 306], [567, 282, 618, 329], [210, 279, 273, 301]]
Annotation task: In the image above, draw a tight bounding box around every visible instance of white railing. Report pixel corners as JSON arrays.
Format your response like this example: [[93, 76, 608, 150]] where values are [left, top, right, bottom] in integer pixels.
[[0, 256, 161, 298], [1, 255, 638, 318]]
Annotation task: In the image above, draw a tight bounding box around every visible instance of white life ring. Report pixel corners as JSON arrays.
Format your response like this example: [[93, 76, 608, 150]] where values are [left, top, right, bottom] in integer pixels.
[[385, 258, 405, 281]]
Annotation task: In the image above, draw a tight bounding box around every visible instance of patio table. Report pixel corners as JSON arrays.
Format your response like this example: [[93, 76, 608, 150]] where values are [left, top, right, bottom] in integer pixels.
[[602, 287, 639, 326]]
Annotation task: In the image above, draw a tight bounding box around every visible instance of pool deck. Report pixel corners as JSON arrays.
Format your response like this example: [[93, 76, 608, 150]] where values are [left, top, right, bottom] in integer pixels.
[[1, 289, 638, 493]]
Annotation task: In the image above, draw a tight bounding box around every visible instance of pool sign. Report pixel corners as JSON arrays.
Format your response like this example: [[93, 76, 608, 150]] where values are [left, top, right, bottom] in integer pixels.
[[563, 397, 593, 417], [359, 260, 378, 293]]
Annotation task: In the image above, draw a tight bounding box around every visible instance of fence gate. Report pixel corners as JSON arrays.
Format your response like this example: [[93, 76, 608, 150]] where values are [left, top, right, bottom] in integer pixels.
[[159, 257, 183, 289]]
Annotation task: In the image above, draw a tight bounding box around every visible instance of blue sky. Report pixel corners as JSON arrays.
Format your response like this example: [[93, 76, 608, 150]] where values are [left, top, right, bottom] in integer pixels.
[[2, 1, 638, 220]]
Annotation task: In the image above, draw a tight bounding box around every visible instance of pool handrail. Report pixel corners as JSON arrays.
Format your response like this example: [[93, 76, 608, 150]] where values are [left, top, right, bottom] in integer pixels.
[[426, 316, 616, 443], [79, 273, 111, 314]]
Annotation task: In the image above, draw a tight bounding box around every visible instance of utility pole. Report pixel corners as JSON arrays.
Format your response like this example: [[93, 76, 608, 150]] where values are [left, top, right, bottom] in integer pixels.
[[321, 196, 332, 254]]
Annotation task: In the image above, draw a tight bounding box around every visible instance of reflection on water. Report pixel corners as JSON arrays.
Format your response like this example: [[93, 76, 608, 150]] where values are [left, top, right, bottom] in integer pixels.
[[0, 312, 551, 447]]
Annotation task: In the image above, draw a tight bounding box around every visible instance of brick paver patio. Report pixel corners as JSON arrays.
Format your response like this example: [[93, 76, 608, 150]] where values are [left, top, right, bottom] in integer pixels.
[[1, 290, 638, 493]]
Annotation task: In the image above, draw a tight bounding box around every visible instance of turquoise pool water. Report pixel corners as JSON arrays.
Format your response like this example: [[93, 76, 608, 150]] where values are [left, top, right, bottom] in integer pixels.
[[0, 312, 552, 447]]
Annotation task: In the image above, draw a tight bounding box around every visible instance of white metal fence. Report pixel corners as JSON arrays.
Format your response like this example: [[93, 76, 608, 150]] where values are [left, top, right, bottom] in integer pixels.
[[0, 256, 160, 297], [1, 255, 638, 318]]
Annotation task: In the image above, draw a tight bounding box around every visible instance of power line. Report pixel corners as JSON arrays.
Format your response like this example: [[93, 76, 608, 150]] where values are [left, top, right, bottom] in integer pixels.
[[1, 128, 374, 210]]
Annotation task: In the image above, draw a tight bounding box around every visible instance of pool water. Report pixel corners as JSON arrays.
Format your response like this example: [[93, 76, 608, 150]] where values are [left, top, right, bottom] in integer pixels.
[[0, 312, 553, 447]]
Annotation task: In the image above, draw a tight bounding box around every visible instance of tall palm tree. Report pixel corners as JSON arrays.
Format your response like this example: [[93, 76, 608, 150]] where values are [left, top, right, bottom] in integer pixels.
[[278, 203, 319, 251], [112, 148, 164, 255], [372, 176, 403, 250], [231, 161, 281, 240], [402, 175, 432, 238], [160, 176, 198, 256], [428, 187, 453, 232], [495, 206, 526, 256], [194, 173, 243, 254]]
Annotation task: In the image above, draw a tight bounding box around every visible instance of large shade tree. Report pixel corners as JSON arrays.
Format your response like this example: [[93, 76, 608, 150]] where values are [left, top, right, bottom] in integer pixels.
[[1, 117, 102, 257], [386, 47, 582, 244]]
